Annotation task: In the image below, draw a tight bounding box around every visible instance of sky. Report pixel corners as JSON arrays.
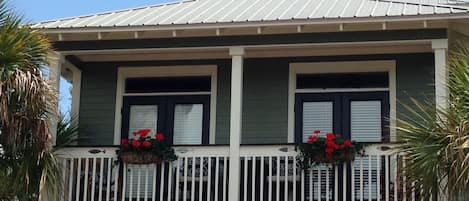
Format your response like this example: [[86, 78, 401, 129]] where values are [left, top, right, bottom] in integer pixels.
[[12, 0, 173, 115], [13, 0, 173, 22]]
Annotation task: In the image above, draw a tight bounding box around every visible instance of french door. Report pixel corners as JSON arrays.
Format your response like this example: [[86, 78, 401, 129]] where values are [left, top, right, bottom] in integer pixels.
[[295, 91, 389, 200], [121, 95, 210, 145]]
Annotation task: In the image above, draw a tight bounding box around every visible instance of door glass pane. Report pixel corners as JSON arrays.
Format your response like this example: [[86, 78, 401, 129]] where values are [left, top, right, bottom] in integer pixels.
[[128, 105, 158, 140], [302, 102, 333, 142], [173, 104, 203, 145], [351, 101, 382, 142]]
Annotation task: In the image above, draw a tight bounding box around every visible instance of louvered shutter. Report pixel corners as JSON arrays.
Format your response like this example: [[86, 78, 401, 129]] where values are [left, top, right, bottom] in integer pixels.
[[302, 102, 334, 142], [350, 101, 382, 142], [173, 104, 203, 145]]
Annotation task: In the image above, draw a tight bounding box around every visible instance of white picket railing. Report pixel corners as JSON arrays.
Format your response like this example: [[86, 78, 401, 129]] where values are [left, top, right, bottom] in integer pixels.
[[56, 144, 417, 201], [56, 147, 120, 201]]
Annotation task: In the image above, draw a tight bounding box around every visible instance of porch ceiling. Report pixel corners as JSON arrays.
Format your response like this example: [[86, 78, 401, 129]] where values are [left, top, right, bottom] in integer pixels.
[[71, 40, 433, 62]]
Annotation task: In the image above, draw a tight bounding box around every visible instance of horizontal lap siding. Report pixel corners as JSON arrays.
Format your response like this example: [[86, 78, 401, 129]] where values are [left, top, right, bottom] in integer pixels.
[[395, 54, 435, 119], [78, 64, 117, 145], [76, 53, 435, 145], [215, 63, 231, 144], [241, 59, 289, 144]]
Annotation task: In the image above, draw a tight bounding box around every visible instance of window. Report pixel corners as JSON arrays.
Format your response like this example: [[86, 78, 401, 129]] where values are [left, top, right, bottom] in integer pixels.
[[297, 72, 388, 89], [121, 76, 211, 145], [173, 104, 204, 144], [125, 76, 211, 93]]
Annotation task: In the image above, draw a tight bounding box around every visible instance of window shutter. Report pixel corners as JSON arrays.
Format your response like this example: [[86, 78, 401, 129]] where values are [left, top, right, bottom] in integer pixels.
[[350, 101, 382, 142], [173, 104, 204, 145], [302, 102, 334, 142], [128, 105, 158, 139]]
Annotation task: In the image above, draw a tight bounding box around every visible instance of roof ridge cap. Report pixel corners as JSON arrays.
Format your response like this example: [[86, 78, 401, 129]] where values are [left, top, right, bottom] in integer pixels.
[[31, 0, 197, 26]]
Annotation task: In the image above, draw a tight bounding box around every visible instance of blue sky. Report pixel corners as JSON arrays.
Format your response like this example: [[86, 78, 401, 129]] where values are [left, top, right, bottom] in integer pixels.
[[13, 0, 173, 22], [12, 0, 173, 115]]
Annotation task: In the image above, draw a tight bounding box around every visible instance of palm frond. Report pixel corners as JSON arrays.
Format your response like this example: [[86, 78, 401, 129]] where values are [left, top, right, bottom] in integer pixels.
[[396, 44, 469, 200], [55, 114, 78, 149], [0, 1, 62, 200]]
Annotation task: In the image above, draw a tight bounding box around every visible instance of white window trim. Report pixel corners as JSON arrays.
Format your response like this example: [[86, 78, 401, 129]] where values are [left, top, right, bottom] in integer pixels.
[[113, 65, 218, 145], [288, 60, 397, 143]]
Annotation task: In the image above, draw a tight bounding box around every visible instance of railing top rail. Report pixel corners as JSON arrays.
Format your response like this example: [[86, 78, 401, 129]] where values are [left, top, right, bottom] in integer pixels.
[[55, 143, 399, 159], [174, 146, 230, 157], [55, 147, 119, 158]]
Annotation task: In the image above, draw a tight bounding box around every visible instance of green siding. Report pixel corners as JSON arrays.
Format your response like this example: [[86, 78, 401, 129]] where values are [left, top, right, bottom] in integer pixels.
[[215, 62, 231, 144], [76, 53, 435, 145], [395, 54, 435, 118], [78, 64, 117, 145], [241, 59, 289, 144]]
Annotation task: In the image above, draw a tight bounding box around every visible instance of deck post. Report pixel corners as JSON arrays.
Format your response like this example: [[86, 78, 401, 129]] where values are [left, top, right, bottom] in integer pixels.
[[47, 51, 63, 146], [432, 39, 449, 112], [432, 39, 448, 201], [228, 47, 245, 201]]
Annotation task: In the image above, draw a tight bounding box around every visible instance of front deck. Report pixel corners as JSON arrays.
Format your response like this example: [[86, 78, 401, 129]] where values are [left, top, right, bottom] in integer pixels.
[[56, 143, 416, 201]]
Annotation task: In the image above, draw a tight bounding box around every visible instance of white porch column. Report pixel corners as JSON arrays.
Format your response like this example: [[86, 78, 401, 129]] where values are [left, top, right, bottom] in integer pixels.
[[228, 47, 245, 201], [432, 39, 449, 111], [432, 39, 449, 201], [69, 64, 82, 121], [48, 51, 63, 146]]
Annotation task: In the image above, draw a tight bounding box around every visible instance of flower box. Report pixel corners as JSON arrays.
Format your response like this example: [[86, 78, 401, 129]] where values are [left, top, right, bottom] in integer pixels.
[[119, 129, 177, 164], [119, 152, 162, 164], [297, 130, 364, 168], [308, 152, 355, 164]]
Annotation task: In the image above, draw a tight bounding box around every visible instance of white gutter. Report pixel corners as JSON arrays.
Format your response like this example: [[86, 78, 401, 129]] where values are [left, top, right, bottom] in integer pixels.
[[37, 13, 469, 34]]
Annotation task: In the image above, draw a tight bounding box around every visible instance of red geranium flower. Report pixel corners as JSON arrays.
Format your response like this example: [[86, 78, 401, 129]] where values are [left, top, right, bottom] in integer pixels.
[[314, 130, 321, 134], [155, 133, 165, 142], [121, 139, 129, 148], [131, 139, 142, 148], [326, 133, 335, 141], [326, 140, 339, 149], [307, 135, 318, 144], [325, 147, 334, 155], [143, 141, 152, 148], [136, 128, 152, 138], [343, 140, 352, 148]]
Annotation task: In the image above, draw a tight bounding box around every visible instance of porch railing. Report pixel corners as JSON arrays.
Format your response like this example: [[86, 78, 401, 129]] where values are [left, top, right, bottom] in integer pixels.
[[56, 144, 417, 201]]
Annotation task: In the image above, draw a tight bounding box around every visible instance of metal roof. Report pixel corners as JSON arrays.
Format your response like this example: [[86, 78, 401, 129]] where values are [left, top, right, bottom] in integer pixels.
[[31, 0, 469, 29]]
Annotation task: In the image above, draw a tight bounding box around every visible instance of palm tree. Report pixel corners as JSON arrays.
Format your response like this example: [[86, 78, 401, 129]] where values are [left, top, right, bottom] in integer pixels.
[[0, 0, 61, 200], [396, 42, 469, 201]]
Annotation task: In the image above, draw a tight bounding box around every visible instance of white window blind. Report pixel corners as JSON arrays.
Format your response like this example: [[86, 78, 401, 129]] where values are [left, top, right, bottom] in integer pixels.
[[302, 102, 333, 142], [125, 164, 156, 198], [173, 104, 203, 145], [351, 101, 382, 142], [353, 157, 380, 200], [128, 105, 158, 140]]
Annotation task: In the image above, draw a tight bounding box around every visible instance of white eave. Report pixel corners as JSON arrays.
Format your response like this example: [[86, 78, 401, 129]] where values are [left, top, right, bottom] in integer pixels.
[[31, 0, 469, 34]]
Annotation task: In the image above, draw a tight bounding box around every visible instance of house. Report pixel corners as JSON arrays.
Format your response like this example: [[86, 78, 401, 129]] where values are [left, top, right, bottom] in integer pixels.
[[34, 0, 469, 200]]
